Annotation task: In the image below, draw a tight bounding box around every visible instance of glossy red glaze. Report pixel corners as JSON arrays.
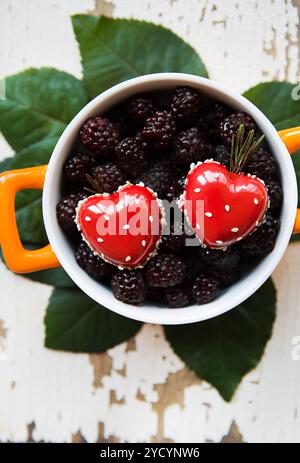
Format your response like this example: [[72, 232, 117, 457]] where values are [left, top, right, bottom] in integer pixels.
[[76, 184, 162, 268], [183, 162, 268, 248]]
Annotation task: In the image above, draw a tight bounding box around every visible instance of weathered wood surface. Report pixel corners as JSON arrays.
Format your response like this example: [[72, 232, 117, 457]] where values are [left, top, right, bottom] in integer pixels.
[[1, 0, 300, 443]]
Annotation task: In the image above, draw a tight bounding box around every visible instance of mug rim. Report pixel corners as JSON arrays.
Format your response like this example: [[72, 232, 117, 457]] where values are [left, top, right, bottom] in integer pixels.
[[43, 73, 297, 324]]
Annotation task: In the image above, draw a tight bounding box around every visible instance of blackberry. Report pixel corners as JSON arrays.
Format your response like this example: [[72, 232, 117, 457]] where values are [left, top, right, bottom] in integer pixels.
[[135, 129, 151, 152], [204, 102, 232, 139], [213, 144, 231, 169], [192, 275, 219, 304], [165, 283, 192, 308], [198, 245, 240, 270], [136, 161, 172, 198], [127, 94, 155, 124], [209, 265, 241, 289], [170, 86, 202, 126], [219, 111, 257, 146], [89, 163, 126, 194], [184, 251, 207, 280], [197, 115, 209, 133], [75, 242, 114, 280], [266, 178, 283, 212], [111, 269, 147, 304], [172, 162, 189, 178], [115, 137, 148, 176], [141, 110, 176, 150], [56, 192, 86, 235], [239, 212, 280, 258], [147, 286, 165, 303], [245, 147, 279, 180], [145, 253, 186, 288], [64, 153, 96, 184], [79, 116, 120, 157], [172, 127, 215, 167], [165, 175, 186, 202], [207, 102, 232, 126], [161, 222, 186, 254], [106, 104, 135, 138]]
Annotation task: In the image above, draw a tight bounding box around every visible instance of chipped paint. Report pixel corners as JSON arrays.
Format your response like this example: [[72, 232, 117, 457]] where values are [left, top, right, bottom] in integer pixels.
[[0, 0, 300, 443]]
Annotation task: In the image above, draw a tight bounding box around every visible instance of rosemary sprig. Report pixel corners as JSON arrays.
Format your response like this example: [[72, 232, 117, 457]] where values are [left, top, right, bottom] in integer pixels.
[[229, 124, 264, 173], [84, 173, 104, 194]]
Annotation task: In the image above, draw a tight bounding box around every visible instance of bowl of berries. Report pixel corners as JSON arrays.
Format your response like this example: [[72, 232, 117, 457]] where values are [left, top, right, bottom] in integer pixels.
[[0, 73, 299, 324]]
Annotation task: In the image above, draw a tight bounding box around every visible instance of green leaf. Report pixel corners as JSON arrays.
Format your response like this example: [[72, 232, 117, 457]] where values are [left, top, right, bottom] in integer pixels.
[[0, 68, 87, 151], [24, 266, 75, 288], [45, 288, 142, 352], [243, 81, 300, 241], [0, 141, 59, 245], [0, 69, 88, 244], [243, 81, 300, 130], [0, 244, 75, 288], [16, 193, 46, 243], [72, 15, 208, 99], [0, 155, 46, 243], [9, 135, 59, 169], [165, 279, 277, 401], [0, 157, 14, 172], [0, 161, 74, 288]]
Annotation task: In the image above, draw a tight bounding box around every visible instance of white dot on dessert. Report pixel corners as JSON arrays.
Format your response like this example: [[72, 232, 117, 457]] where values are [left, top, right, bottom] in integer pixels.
[[231, 227, 239, 233], [205, 212, 213, 217], [85, 216, 91, 222], [142, 240, 146, 247], [104, 215, 110, 221], [225, 205, 230, 212], [125, 255, 132, 262], [194, 188, 201, 193], [88, 205, 102, 214], [254, 198, 259, 205], [97, 237, 104, 243], [123, 224, 130, 230], [216, 240, 223, 245], [149, 216, 153, 223]]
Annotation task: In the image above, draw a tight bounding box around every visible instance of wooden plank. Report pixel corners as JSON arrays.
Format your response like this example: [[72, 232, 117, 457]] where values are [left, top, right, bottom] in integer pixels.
[[0, 0, 300, 443]]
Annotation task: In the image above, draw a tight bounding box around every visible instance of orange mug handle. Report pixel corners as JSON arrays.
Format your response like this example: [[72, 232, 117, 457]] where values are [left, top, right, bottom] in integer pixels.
[[278, 126, 300, 234], [0, 165, 60, 273]]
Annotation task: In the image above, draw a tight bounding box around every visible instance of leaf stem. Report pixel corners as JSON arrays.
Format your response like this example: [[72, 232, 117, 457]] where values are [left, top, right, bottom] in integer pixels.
[[230, 124, 264, 173], [85, 173, 104, 194]]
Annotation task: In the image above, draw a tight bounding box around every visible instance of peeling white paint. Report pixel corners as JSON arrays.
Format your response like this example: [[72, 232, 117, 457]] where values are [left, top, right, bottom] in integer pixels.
[[112, 0, 299, 91], [164, 384, 233, 443], [0, 0, 300, 443]]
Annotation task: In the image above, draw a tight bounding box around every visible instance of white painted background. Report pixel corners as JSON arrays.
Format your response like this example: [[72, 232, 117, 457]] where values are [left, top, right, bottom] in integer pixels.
[[1, 0, 300, 443]]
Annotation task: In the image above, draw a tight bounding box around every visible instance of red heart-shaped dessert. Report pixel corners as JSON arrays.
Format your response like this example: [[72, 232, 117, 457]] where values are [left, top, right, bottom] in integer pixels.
[[182, 161, 269, 248], [76, 184, 163, 269]]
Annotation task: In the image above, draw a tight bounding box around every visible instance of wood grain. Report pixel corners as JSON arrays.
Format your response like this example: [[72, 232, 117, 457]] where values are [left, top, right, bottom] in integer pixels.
[[0, 0, 300, 443]]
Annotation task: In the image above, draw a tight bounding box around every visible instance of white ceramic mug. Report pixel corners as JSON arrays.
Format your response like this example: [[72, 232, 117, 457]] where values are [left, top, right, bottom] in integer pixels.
[[0, 73, 299, 325]]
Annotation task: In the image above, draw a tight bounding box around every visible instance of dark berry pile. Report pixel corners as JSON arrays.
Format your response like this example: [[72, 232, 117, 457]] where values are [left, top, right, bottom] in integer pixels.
[[57, 87, 282, 308]]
